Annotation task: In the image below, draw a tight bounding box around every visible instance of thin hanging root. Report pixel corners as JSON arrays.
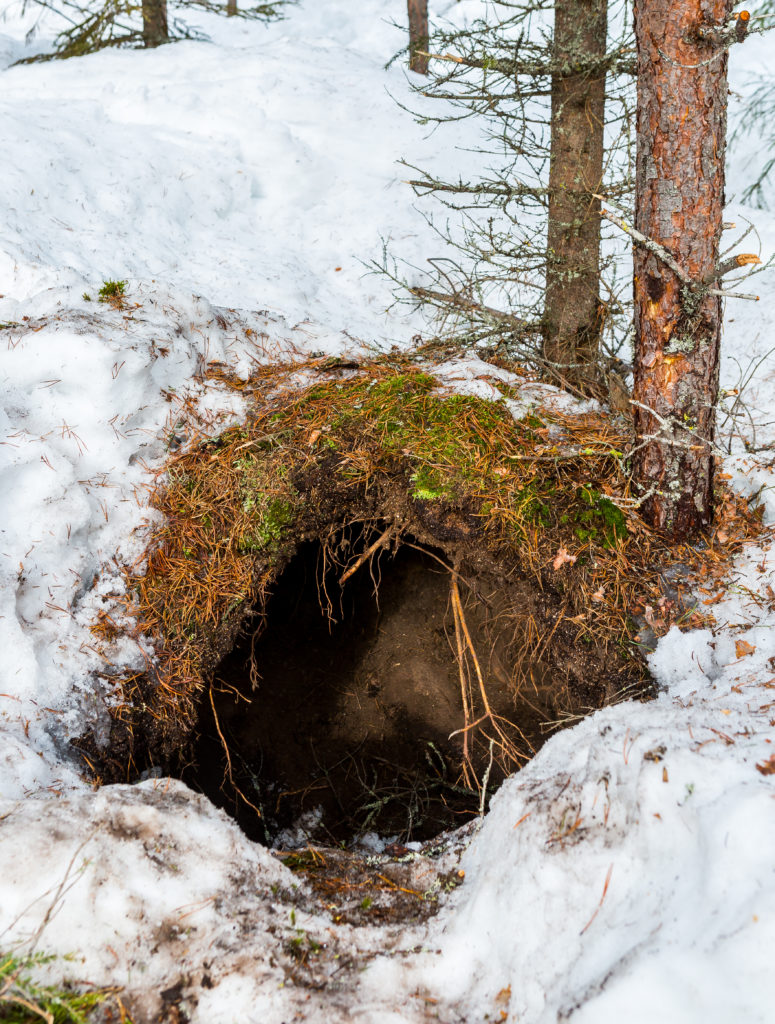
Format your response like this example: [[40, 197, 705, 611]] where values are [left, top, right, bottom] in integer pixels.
[[451, 574, 530, 774], [209, 684, 234, 789], [317, 534, 336, 623], [451, 577, 477, 791], [339, 523, 398, 586], [209, 685, 263, 820]]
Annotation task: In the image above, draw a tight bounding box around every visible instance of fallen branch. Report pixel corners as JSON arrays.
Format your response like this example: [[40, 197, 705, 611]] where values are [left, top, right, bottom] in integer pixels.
[[405, 177, 547, 201]]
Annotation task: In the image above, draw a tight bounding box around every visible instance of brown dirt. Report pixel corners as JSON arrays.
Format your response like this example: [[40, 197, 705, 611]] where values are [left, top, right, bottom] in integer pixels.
[[187, 526, 639, 845]]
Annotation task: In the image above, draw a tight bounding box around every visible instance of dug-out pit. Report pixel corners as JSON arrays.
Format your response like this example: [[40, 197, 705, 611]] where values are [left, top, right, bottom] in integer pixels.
[[185, 527, 622, 846]]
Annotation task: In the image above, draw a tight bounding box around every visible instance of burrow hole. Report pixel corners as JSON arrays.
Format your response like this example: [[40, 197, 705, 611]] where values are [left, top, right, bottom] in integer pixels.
[[186, 529, 548, 847]]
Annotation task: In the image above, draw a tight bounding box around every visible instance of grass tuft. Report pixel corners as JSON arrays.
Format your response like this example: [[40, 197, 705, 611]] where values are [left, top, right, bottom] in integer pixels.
[[0, 950, 118, 1024], [97, 280, 127, 307]]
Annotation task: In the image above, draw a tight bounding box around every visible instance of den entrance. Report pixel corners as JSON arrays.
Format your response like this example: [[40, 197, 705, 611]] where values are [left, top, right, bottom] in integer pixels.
[[188, 526, 555, 846]]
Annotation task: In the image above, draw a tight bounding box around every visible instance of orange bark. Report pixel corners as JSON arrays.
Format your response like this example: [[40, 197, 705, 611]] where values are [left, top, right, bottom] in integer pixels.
[[632, 0, 732, 537]]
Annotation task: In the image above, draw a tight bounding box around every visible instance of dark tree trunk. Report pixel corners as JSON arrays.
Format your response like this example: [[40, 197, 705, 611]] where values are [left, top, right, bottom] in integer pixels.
[[142, 0, 168, 47], [543, 0, 608, 388], [408, 0, 429, 75], [227, 0, 238, 15], [632, 0, 731, 538]]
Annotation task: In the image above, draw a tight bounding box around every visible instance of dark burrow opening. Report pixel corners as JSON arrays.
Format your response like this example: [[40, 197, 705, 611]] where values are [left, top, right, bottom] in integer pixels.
[[184, 525, 619, 848]]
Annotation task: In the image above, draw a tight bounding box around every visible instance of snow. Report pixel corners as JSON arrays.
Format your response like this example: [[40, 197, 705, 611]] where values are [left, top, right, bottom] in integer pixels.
[[0, 1, 463, 343], [411, 680, 775, 1022], [1, 1, 775, 1021]]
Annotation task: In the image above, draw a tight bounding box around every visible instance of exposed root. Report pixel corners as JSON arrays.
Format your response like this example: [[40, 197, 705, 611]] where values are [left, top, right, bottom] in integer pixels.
[[339, 522, 399, 586], [450, 573, 531, 784], [208, 684, 263, 822]]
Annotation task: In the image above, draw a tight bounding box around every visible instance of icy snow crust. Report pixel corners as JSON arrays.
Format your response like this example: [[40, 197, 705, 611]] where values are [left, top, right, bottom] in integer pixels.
[[1, 2, 774, 1020]]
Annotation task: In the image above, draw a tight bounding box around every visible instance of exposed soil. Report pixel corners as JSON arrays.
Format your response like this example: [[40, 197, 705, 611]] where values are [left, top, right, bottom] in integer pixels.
[[78, 364, 686, 847], [187, 527, 638, 845], [75, 360, 766, 869]]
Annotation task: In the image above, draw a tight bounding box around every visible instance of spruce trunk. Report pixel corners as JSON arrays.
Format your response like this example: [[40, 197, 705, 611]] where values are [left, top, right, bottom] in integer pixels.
[[543, 0, 607, 387], [142, 0, 168, 47], [632, 0, 730, 537], [408, 0, 429, 75]]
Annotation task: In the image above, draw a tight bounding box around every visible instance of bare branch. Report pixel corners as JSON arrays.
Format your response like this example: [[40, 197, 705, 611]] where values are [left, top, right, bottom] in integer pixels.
[[597, 201, 692, 285]]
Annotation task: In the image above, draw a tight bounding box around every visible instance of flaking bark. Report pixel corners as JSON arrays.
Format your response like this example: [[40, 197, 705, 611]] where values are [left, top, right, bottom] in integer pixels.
[[632, 0, 731, 537], [543, 0, 608, 386]]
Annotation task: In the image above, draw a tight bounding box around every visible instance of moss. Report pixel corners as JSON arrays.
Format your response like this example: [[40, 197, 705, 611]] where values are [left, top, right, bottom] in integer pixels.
[[410, 467, 451, 501], [278, 371, 549, 525], [236, 456, 299, 553], [519, 412, 545, 433], [192, 368, 627, 555], [233, 372, 635, 561], [238, 496, 296, 552], [513, 484, 551, 526], [571, 485, 628, 547]]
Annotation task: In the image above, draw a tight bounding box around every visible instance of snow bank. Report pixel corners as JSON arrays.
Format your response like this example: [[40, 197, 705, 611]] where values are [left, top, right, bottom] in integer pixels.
[[0, 779, 331, 1023], [0, 1, 473, 346], [2, 286, 228, 796], [406, 669, 775, 1022]]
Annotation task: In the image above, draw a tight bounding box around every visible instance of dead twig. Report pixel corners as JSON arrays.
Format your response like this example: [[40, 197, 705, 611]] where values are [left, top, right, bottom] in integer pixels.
[[408, 285, 535, 332]]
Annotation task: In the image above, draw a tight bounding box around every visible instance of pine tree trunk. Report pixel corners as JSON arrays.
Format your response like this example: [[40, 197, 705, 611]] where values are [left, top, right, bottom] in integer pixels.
[[632, 0, 731, 538], [408, 0, 429, 75], [142, 0, 168, 47], [227, 0, 238, 15], [543, 0, 607, 388]]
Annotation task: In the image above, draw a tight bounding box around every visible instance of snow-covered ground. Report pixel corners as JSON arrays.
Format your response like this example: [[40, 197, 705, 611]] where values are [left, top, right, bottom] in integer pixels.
[[1, 1, 775, 1021]]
